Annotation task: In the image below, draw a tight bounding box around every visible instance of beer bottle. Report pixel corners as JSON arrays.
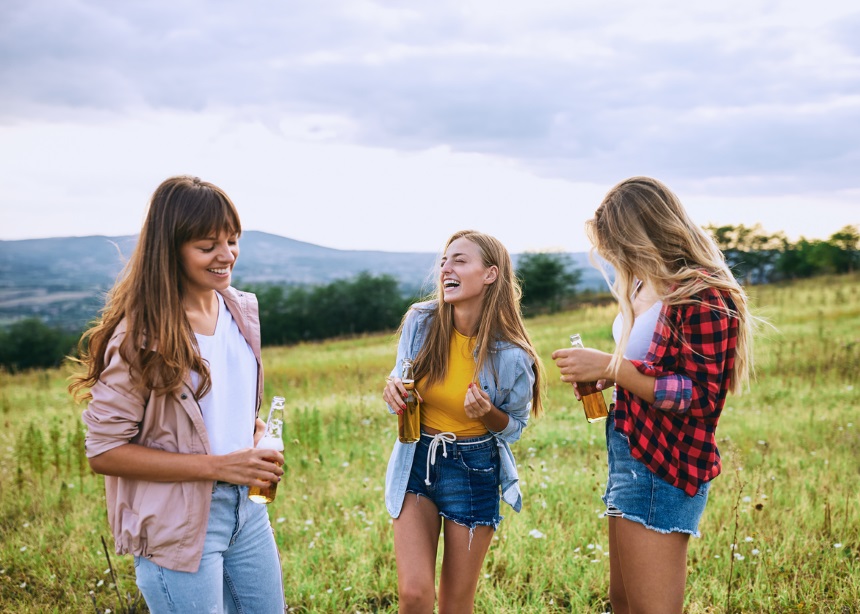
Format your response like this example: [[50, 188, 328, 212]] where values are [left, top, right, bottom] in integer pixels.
[[398, 359, 421, 443], [569, 334, 609, 423], [248, 396, 285, 504]]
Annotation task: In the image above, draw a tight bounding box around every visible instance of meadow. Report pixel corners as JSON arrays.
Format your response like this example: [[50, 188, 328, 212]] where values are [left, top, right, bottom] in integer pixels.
[[0, 273, 857, 613]]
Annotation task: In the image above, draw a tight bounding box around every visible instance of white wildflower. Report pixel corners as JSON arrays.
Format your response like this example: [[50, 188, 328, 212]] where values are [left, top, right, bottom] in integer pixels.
[[528, 529, 545, 539]]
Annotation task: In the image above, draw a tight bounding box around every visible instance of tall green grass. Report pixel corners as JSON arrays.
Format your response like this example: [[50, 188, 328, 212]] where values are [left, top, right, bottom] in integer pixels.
[[0, 274, 857, 613]]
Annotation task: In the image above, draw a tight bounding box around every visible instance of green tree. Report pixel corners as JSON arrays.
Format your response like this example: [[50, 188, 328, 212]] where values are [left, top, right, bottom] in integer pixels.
[[516, 252, 582, 314], [0, 318, 79, 371], [705, 223, 782, 284], [243, 273, 410, 345], [828, 225, 859, 273]]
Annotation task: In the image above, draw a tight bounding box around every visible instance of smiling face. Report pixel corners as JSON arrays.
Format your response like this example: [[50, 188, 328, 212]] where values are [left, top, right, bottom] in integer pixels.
[[439, 237, 498, 308], [178, 230, 239, 299]]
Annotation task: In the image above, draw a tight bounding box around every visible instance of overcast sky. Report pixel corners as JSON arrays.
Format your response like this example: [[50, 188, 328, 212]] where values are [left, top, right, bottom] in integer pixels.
[[1, 0, 858, 253]]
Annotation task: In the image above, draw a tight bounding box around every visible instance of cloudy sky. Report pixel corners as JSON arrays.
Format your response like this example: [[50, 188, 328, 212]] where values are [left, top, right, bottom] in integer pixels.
[[1, 0, 858, 253]]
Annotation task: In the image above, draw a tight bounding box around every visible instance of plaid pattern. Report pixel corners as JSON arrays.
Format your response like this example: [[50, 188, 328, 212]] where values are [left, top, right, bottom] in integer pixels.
[[614, 286, 738, 497]]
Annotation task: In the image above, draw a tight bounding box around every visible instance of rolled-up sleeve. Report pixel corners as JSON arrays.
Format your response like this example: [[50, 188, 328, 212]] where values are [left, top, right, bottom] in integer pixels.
[[385, 306, 422, 414], [490, 353, 534, 444], [635, 293, 733, 417], [81, 337, 146, 458]]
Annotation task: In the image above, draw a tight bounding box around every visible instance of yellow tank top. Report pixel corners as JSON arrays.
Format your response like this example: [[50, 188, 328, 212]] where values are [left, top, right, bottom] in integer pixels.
[[418, 329, 489, 437]]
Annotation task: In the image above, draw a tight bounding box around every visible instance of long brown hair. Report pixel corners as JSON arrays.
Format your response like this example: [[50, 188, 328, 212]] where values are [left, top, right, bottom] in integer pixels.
[[69, 175, 241, 401], [408, 230, 544, 416], [586, 176, 753, 392]]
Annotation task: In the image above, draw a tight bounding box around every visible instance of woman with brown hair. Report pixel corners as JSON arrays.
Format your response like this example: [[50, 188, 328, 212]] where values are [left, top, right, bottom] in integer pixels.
[[70, 176, 285, 613]]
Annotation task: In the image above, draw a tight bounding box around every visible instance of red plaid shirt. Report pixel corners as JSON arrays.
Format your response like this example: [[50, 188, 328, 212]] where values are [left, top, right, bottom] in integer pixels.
[[613, 286, 738, 496]]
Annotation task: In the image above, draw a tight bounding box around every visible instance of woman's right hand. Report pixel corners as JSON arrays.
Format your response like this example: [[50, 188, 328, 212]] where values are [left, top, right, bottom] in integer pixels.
[[383, 377, 408, 415], [214, 447, 285, 488]]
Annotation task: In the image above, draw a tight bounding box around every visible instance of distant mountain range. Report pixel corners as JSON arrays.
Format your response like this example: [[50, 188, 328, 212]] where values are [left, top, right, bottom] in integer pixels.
[[0, 231, 604, 329]]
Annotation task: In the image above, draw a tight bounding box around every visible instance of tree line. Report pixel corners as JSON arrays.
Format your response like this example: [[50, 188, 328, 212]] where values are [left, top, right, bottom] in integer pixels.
[[707, 223, 858, 284], [1, 224, 856, 371]]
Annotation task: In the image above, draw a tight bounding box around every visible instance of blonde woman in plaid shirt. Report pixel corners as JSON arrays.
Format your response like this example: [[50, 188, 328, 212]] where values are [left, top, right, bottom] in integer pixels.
[[553, 177, 754, 614]]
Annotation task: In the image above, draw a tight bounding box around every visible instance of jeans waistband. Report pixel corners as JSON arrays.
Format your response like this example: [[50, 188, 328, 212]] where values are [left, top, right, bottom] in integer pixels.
[[422, 431, 495, 486]]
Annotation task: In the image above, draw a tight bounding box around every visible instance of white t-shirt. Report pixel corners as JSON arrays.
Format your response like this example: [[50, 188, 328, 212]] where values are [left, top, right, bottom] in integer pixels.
[[191, 293, 257, 456]]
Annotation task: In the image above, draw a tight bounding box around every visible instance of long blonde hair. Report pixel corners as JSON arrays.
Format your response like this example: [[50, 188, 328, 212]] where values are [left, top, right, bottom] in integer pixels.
[[407, 230, 543, 416], [69, 175, 241, 401], [586, 177, 753, 393]]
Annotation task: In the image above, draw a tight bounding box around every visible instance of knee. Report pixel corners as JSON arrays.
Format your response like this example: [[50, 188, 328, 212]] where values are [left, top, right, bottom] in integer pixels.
[[399, 584, 435, 612]]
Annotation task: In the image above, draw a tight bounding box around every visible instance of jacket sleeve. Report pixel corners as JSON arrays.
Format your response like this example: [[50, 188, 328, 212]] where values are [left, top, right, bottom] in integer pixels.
[[385, 306, 421, 414], [81, 334, 148, 458], [633, 291, 735, 418], [489, 350, 535, 444]]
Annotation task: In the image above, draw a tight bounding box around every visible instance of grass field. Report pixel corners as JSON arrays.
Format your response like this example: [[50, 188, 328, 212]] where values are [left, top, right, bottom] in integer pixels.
[[0, 273, 858, 613]]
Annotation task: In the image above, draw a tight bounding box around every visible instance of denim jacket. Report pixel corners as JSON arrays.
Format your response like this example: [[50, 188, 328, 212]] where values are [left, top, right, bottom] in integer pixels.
[[384, 301, 535, 517]]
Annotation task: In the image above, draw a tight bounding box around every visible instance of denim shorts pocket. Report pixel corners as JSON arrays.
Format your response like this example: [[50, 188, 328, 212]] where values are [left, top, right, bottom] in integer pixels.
[[458, 445, 497, 472]]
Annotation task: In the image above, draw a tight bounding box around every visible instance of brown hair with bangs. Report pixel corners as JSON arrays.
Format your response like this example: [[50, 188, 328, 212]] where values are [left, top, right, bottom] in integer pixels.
[[69, 175, 242, 401]]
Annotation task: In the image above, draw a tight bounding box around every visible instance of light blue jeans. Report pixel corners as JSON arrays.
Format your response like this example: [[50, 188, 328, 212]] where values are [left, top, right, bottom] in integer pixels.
[[135, 483, 285, 613]]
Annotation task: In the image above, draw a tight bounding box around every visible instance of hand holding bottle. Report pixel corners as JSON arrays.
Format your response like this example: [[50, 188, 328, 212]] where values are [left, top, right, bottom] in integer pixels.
[[552, 334, 609, 423], [248, 396, 286, 504]]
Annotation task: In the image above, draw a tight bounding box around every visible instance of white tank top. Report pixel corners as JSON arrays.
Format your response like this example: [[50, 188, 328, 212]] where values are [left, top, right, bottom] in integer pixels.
[[611, 299, 662, 403], [612, 300, 663, 361], [191, 293, 257, 455]]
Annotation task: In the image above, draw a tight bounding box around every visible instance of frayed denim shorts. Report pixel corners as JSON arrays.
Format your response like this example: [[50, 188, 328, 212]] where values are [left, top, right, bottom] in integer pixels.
[[405, 431, 502, 531], [603, 413, 710, 537]]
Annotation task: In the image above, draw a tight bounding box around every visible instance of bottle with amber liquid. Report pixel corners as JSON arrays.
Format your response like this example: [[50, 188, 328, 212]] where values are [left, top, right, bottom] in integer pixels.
[[248, 396, 285, 504], [569, 334, 609, 423], [398, 358, 421, 443]]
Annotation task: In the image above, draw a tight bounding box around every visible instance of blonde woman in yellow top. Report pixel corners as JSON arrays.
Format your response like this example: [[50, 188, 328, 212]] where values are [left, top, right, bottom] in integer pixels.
[[383, 230, 543, 613]]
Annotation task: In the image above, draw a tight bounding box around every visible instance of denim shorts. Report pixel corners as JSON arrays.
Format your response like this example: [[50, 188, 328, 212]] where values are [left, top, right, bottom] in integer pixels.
[[405, 431, 502, 531], [602, 414, 710, 537]]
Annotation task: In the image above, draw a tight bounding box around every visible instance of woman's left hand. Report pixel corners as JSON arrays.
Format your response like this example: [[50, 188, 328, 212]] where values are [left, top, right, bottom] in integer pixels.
[[464, 382, 494, 419]]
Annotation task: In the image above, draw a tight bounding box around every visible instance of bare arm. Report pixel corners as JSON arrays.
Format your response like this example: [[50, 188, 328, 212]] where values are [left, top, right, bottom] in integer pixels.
[[551, 347, 657, 404], [88, 443, 284, 489]]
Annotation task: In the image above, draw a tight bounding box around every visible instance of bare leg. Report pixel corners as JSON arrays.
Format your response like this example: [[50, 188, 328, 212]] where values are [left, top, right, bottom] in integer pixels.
[[613, 517, 690, 614], [437, 520, 494, 614], [393, 495, 443, 614], [607, 517, 629, 614]]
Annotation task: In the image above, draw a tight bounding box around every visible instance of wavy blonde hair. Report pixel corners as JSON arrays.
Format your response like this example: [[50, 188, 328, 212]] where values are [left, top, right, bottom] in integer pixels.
[[408, 230, 544, 416], [69, 175, 241, 402], [586, 177, 753, 393]]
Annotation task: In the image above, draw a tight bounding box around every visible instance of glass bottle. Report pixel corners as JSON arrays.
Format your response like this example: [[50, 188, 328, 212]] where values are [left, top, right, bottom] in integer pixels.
[[398, 359, 421, 443], [248, 396, 285, 504], [569, 334, 609, 423]]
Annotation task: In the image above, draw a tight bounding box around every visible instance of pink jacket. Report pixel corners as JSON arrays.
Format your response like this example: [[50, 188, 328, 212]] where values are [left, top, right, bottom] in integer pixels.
[[82, 287, 263, 572]]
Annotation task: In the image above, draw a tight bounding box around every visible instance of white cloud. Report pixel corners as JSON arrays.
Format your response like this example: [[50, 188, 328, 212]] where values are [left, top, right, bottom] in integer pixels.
[[0, 0, 858, 250]]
